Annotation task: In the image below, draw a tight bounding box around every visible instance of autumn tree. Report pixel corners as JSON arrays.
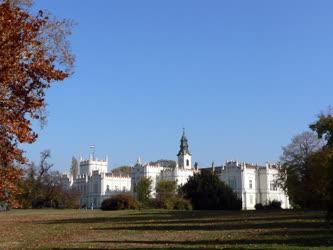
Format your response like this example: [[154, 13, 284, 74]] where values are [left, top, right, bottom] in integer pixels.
[[0, 0, 74, 207], [309, 110, 333, 219]]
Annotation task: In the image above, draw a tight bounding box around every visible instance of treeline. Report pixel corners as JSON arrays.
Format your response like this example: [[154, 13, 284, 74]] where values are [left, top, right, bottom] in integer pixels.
[[17, 151, 80, 209], [279, 108, 333, 219]]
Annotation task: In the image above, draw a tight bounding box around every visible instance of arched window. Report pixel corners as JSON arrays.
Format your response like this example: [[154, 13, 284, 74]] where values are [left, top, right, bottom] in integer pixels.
[[186, 159, 189, 166]]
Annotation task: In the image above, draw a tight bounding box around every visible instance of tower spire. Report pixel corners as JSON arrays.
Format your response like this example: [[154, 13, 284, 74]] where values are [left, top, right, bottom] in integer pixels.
[[177, 128, 191, 156], [177, 128, 192, 169]]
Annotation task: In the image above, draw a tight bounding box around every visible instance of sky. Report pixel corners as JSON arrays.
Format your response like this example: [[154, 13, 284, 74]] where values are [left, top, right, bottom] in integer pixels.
[[25, 0, 333, 172]]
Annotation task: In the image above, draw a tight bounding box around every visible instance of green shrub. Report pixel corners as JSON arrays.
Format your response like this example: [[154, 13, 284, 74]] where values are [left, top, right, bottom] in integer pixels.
[[255, 200, 282, 210], [255, 203, 264, 210], [101, 194, 138, 210], [267, 200, 282, 210], [172, 197, 192, 210]]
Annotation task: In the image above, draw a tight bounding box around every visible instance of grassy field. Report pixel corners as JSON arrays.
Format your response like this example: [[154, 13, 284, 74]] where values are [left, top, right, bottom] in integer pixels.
[[0, 209, 332, 249]]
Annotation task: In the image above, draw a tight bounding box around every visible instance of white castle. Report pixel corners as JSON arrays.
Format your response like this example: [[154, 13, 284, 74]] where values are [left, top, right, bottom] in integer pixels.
[[68, 130, 290, 210], [72, 156, 131, 208]]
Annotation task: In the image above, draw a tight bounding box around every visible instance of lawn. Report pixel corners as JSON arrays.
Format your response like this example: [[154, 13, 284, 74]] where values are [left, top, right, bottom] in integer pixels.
[[0, 209, 332, 249]]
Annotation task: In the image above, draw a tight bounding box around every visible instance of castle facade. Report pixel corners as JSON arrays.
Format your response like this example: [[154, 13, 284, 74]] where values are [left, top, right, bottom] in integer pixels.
[[67, 130, 290, 210]]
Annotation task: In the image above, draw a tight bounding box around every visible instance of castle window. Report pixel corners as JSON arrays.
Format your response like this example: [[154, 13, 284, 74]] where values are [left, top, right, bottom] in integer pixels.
[[250, 195, 253, 204], [123, 186, 126, 192], [229, 179, 236, 189], [106, 185, 110, 192], [249, 179, 253, 189], [270, 181, 277, 191], [186, 159, 189, 166]]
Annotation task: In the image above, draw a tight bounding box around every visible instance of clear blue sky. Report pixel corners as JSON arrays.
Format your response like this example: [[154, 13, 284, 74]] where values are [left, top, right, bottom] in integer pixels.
[[25, 0, 333, 171]]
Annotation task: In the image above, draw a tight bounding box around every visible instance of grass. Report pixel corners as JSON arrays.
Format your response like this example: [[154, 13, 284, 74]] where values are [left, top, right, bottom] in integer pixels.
[[0, 209, 332, 249]]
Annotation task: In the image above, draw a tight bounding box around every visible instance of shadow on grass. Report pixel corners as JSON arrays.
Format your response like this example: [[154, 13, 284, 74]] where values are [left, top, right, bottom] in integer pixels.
[[53, 235, 333, 249], [43, 210, 325, 226], [94, 221, 331, 232], [46, 210, 333, 248]]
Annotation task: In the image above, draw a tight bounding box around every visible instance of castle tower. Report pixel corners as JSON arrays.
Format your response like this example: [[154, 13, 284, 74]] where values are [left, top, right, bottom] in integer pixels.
[[177, 128, 192, 169]]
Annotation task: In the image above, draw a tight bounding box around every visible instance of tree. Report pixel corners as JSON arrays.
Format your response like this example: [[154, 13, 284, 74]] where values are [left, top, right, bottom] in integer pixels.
[[155, 180, 177, 208], [18, 150, 79, 208], [136, 177, 152, 204], [278, 131, 323, 206], [310, 109, 333, 148], [0, 0, 74, 206], [149, 160, 176, 168], [0, 1, 74, 165], [112, 165, 132, 176], [309, 110, 333, 218], [180, 171, 242, 210], [70, 157, 79, 179]]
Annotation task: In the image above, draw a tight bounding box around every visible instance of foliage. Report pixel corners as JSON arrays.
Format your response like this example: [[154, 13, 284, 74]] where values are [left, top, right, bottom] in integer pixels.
[[154, 180, 191, 210], [0, 166, 23, 208], [0, 0, 74, 207], [18, 150, 80, 209], [156, 180, 177, 203], [0, 1, 74, 165], [180, 170, 242, 210], [136, 177, 152, 204], [279, 131, 324, 207], [112, 165, 132, 176], [310, 111, 333, 219], [280, 109, 333, 217], [255, 200, 282, 210], [101, 194, 138, 210], [172, 197, 192, 210], [149, 160, 176, 168], [255, 203, 264, 210], [310, 110, 333, 148]]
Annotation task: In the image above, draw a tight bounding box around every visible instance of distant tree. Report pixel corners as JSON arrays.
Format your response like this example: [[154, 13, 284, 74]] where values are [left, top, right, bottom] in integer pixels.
[[155, 180, 177, 209], [180, 171, 241, 210], [18, 150, 79, 208], [309, 110, 333, 219], [0, 0, 74, 207], [149, 160, 176, 168], [112, 166, 132, 176], [310, 109, 333, 148], [70, 157, 79, 179], [136, 177, 152, 204], [279, 109, 333, 215], [278, 131, 324, 206]]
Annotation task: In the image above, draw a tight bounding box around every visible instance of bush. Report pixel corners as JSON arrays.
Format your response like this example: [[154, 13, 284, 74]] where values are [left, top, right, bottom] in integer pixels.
[[147, 197, 192, 210], [101, 194, 138, 210], [267, 200, 282, 210], [172, 197, 192, 210], [255, 203, 264, 210], [255, 200, 282, 210]]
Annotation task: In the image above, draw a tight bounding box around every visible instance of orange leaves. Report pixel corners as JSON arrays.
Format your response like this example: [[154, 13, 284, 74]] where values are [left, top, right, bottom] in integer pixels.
[[0, 2, 73, 165], [0, 1, 74, 206], [0, 165, 23, 207]]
